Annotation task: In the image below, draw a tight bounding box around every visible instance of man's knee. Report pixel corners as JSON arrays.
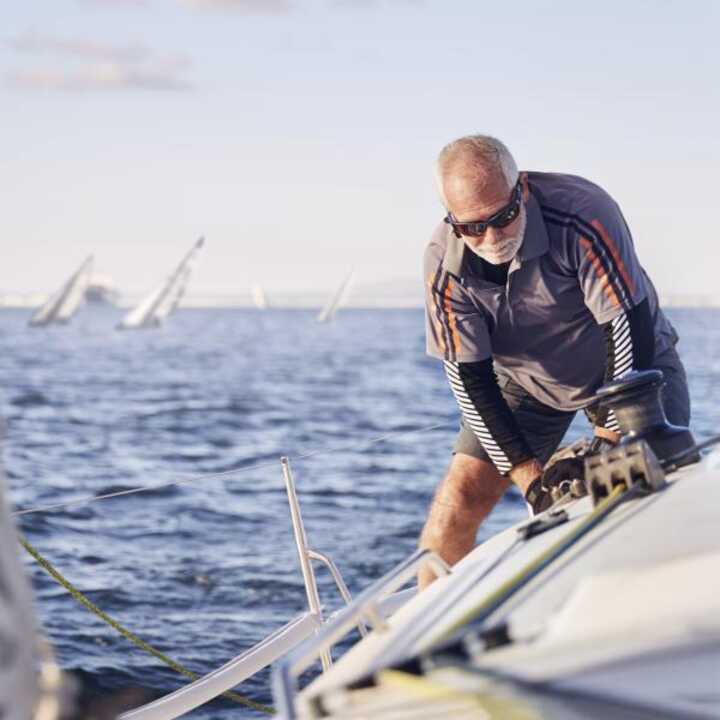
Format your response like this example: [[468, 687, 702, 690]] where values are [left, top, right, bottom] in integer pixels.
[[440, 453, 510, 507]]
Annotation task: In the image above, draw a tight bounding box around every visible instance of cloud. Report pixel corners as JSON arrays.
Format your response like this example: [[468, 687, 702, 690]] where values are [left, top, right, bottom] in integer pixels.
[[7, 62, 190, 92], [6, 32, 191, 93], [182, 0, 292, 12], [332, 0, 425, 6], [79, 0, 148, 6], [181, 0, 422, 13], [9, 31, 150, 63]]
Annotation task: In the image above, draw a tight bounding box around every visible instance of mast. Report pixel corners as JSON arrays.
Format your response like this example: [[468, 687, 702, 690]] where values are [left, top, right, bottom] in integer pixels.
[[317, 270, 353, 323]]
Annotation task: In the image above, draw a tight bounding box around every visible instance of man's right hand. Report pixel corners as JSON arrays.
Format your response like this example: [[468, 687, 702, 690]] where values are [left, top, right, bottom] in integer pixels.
[[509, 457, 543, 495], [523, 477, 553, 515], [510, 458, 551, 515]]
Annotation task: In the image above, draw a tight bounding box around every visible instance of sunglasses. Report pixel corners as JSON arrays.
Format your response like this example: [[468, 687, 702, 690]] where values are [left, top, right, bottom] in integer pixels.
[[443, 181, 522, 238]]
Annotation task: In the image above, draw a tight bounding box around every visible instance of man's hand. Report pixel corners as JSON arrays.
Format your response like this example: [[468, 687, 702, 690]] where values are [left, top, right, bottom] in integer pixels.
[[594, 425, 620, 443], [509, 457, 543, 496], [509, 458, 551, 515], [524, 477, 553, 515], [590, 426, 621, 454], [523, 457, 585, 515], [541, 456, 585, 492]]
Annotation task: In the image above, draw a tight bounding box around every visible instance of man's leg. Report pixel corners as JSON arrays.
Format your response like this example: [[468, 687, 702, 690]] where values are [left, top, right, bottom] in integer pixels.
[[418, 453, 510, 589], [418, 376, 575, 590]]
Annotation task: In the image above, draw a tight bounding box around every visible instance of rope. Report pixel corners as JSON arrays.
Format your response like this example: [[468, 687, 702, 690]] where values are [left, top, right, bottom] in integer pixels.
[[440, 483, 633, 640], [19, 535, 275, 715], [13, 422, 450, 518]]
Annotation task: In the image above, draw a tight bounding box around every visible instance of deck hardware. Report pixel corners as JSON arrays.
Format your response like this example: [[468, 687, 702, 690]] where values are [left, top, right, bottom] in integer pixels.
[[517, 509, 569, 540], [596, 369, 698, 467], [585, 440, 665, 507]]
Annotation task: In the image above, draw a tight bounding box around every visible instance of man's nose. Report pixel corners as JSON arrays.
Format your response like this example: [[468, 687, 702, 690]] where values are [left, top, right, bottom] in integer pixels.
[[484, 226, 501, 245]]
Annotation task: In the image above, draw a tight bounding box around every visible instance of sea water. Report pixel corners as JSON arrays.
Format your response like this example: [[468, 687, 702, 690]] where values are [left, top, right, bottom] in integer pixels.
[[1, 307, 718, 717]]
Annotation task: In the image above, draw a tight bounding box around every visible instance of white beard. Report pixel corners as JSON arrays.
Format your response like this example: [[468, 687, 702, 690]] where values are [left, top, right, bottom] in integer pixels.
[[469, 207, 527, 265]]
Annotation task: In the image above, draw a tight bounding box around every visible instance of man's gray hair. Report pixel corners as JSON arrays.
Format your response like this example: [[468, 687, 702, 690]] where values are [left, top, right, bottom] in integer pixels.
[[436, 135, 518, 198]]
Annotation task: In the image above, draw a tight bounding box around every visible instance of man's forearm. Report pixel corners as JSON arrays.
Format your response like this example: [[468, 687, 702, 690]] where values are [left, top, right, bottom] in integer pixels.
[[444, 358, 534, 475], [508, 457, 543, 495]]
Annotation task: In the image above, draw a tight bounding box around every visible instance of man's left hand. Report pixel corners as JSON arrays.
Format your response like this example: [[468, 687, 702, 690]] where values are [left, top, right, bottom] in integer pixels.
[[541, 457, 585, 495]]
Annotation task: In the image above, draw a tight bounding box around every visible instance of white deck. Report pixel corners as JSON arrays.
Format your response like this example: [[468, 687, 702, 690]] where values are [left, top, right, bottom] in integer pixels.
[[295, 450, 720, 719]]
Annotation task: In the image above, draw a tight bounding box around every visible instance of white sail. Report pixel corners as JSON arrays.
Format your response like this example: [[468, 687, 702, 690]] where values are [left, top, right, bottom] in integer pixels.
[[317, 270, 353, 323], [117, 237, 204, 330], [29, 255, 94, 327], [251, 284, 268, 309]]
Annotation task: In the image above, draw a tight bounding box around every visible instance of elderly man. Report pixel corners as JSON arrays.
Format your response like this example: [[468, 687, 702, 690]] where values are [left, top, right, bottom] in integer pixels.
[[419, 134, 690, 589]]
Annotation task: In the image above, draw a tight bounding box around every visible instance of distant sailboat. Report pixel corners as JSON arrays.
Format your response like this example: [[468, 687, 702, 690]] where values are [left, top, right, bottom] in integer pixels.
[[251, 285, 269, 309], [317, 270, 353, 323], [117, 237, 204, 330], [85, 273, 120, 306], [29, 255, 94, 327]]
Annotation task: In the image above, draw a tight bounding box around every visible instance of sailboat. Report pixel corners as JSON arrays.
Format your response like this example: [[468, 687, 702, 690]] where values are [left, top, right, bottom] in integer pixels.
[[317, 271, 353, 323], [252, 284, 269, 309], [117, 237, 204, 330], [29, 255, 94, 327]]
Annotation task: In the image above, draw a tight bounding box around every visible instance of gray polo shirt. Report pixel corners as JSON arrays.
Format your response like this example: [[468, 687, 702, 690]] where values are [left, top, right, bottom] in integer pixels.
[[424, 171, 677, 411]]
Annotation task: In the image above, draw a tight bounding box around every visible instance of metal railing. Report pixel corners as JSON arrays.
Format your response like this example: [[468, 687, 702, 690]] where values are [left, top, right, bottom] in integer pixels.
[[121, 456, 422, 720], [119, 611, 320, 720], [273, 548, 451, 719]]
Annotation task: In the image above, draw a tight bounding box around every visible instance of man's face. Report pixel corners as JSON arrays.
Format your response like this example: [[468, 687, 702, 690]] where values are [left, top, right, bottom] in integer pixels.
[[443, 172, 526, 265]]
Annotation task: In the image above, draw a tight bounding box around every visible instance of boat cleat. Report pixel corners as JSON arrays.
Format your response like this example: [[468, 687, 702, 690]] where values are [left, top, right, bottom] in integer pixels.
[[584, 439, 665, 506]]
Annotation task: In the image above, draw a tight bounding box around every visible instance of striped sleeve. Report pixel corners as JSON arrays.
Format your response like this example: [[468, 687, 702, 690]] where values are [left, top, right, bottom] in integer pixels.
[[596, 299, 655, 431], [443, 359, 534, 474]]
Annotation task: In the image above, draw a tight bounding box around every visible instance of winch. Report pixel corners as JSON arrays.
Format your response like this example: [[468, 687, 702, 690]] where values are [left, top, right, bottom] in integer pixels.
[[595, 369, 697, 466], [583, 370, 699, 505]]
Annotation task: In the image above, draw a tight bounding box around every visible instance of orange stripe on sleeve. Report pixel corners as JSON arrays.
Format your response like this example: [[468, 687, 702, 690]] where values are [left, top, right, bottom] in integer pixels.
[[427, 271, 446, 354], [590, 219, 636, 297], [444, 279, 461, 356], [580, 237, 621, 308]]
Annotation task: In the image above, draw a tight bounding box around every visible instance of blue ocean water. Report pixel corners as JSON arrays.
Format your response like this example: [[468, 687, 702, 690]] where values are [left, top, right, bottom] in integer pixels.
[[1, 306, 718, 717]]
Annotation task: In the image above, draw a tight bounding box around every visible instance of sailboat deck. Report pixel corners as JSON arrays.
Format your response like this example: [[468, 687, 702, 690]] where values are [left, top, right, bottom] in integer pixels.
[[296, 451, 720, 719]]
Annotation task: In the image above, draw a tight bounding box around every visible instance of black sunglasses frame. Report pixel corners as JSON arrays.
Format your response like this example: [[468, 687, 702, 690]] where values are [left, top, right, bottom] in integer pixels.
[[444, 181, 523, 238]]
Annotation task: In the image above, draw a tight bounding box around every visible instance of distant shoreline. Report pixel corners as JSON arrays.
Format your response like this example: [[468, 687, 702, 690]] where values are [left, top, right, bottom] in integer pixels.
[[2, 288, 719, 311], [2, 299, 719, 310]]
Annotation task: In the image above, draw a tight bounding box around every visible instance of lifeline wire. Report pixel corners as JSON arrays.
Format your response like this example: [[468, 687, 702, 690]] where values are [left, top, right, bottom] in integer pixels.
[[12, 422, 450, 517], [660, 432, 720, 472]]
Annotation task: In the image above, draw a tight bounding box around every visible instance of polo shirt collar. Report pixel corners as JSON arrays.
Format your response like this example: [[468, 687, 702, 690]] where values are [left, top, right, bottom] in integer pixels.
[[441, 189, 549, 277]]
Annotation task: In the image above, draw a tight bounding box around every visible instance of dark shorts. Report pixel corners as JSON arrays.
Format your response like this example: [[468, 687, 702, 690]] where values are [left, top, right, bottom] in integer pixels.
[[453, 345, 691, 465]]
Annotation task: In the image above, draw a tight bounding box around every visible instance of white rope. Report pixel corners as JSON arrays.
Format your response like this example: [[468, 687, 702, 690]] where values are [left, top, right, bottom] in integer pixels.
[[12, 422, 450, 517]]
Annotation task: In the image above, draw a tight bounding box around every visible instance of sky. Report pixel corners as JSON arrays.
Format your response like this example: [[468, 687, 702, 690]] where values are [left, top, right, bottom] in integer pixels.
[[2, 0, 719, 301]]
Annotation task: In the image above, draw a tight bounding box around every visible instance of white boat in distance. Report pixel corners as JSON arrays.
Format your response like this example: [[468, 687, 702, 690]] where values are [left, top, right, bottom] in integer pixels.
[[317, 271, 353, 323], [118, 237, 204, 330], [252, 284, 269, 309], [29, 255, 94, 327]]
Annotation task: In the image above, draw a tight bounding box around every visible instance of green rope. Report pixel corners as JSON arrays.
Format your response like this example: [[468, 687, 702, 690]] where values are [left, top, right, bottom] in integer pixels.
[[19, 536, 275, 715]]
